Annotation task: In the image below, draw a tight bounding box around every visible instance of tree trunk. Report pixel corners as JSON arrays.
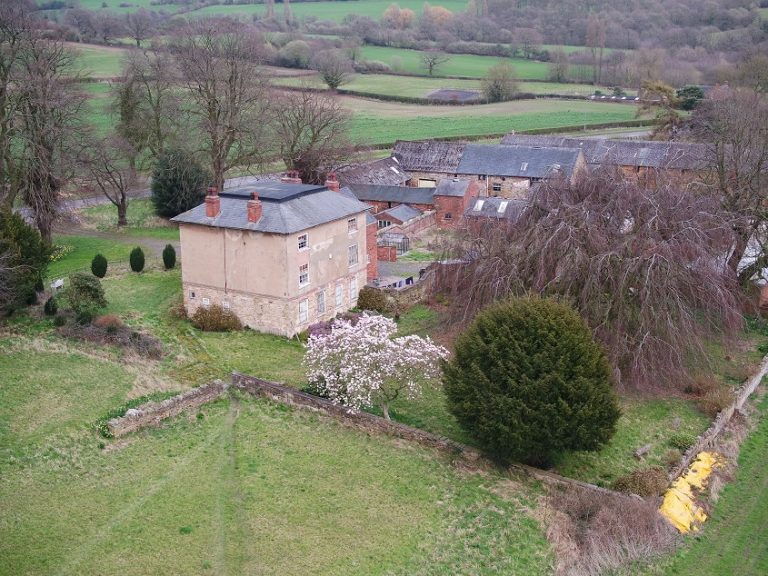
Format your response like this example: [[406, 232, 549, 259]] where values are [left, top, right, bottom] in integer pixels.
[[727, 230, 750, 276], [380, 403, 390, 420], [117, 197, 128, 227]]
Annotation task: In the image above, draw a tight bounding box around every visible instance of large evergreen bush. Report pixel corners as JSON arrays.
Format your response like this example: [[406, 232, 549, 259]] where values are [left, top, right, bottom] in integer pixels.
[[0, 211, 51, 312], [151, 148, 211, 218], [66, 273, 107, 324], [442, 297, 620, 465]]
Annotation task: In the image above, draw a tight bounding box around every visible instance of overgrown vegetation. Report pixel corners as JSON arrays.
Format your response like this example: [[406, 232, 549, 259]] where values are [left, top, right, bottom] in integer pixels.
[[190, 304, 243, 332]]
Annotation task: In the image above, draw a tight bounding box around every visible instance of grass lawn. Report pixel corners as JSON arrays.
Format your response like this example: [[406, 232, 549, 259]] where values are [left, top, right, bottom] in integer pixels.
[[48, 234, 146, 279], [0, 304, 552, 575], [79, 198, 181, 242], [192, 0, 468, 22], [553, 398, 710, 486]]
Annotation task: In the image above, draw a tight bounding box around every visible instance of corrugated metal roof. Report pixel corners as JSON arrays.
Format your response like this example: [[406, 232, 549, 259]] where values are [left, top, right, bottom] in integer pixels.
[[500, 134, 709, 170], [171, 185, 370, 234], [457, 145, 582, 178], [434, 179, 471, 197], [347, 184, 434, 205]]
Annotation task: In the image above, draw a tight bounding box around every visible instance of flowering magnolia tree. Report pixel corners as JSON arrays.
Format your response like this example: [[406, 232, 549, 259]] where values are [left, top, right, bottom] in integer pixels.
[[303, 313, 448, 420]]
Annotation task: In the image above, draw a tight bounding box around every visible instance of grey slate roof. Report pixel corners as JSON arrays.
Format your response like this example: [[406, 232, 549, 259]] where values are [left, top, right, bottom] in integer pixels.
[[464, 197, 527, 222], [434, 178, 471, 197], [500, 134, 708, 170], [171, 182, 370, 235], [392, 140, 466, 172], [337, 156, 409, 186], [378, 203, 422, 223], [457, 144, 582, 178], [347, 184, 435, 205]]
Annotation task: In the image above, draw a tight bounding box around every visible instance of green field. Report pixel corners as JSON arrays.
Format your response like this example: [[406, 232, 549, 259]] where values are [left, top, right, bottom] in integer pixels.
[[192, 0, 468, 22], [66, 42, 128, 78], [344, 98, 640, 145], [359, 45, 551, 80], [278, 72, 613, 97], [40, 0, 159, 13]]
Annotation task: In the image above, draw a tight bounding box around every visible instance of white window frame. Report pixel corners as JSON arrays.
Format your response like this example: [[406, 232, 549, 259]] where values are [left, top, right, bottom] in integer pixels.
[[350, 277, 358, 300], [347, 217, 358, 234], [299, 263, 309, 286], [335, 284, 343, 307], [317, 290, 326, 314], [348, 244, 359, 267], [444, 212, 453, 220], [298, 233, 308, 251], [202, 297, 210, 307], [492, 182, 502, 192], [299, 299, 309, 323]]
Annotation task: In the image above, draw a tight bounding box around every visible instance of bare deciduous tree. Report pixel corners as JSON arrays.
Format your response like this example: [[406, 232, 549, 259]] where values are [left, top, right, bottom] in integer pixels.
[[440, 171, 743, 391], [17, 37, 86, 243], [170, 20, 273, 191], [124, 9, 155, 48], [310, 49, 353, 91], [273, 89, 354, 183], [0, 0, 32, 211], [81, 136, 136, 227], [115, 48, 181, 165], [691, 86, 768, 284], [420, 52, 450, 76]]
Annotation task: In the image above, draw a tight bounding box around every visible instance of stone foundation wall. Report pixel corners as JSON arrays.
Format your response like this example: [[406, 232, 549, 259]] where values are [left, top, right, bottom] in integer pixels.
[[107, 380, 229, 437]]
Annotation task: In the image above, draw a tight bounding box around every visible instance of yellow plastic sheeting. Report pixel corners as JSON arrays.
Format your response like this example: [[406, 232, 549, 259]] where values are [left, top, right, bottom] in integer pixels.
[[660, 451, 721, 534]]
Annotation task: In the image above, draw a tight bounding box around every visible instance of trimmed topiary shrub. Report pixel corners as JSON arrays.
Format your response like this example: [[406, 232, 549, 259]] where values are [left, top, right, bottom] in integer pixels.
[[91, 253, 108, 278], [355, 286, 389, 313], [612, 466, 668, 497], [442, 297, 621, 465], [129, 247, 145, 273], [668, 432, 697, 451], [190, 304, 242, 332], [162, 244, 176, 270], [44, 296, 58, 316]]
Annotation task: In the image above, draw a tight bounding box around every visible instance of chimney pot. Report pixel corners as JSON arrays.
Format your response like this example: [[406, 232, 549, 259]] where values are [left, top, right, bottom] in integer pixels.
[[205, 187, 220, 217], [280, 170, 303, 184], [324, 171, 340, 192], [247, 192, 262, 223]]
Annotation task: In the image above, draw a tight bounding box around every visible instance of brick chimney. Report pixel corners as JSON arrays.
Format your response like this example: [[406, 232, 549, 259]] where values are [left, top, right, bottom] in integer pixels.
[[324, 171, 340, 192], [247, 192, 262, 223], [205, 186, 220, 218], [280, 170, 302, 184]]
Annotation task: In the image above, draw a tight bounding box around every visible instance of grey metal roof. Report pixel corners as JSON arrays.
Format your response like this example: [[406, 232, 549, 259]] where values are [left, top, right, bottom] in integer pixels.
[[392, 140, 466, 172], [457, 144, 582, 178], [347, 184, 434, 205], [378, 204, 422, 223], [434, 178, 471, 197], [464, 197, 527, 222], [337, 156, 409, 186], [500, 134, 709, 170], [221, 182, 326, 202], [171, 184, 370, 235]]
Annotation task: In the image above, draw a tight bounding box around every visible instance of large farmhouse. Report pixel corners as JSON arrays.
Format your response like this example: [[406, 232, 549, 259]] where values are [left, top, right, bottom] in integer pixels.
[[172, 176, 373, 337]]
